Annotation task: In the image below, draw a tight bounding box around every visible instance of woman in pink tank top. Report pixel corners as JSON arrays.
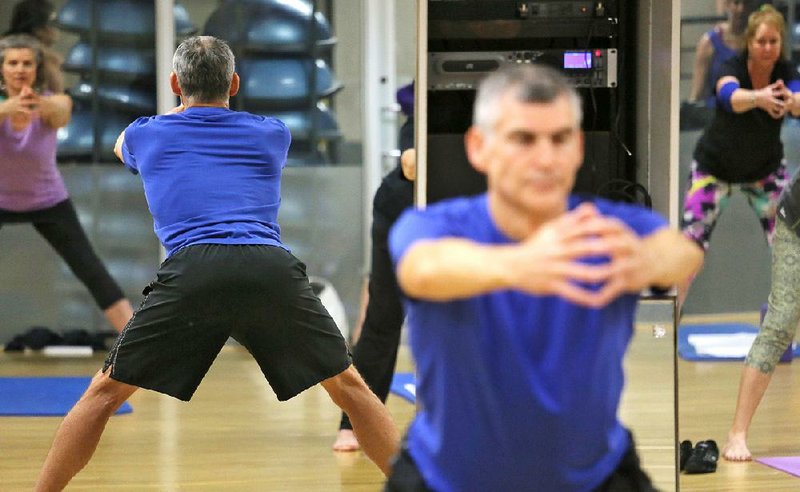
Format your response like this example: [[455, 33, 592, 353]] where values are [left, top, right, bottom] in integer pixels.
[[0, 34, 132, 334]]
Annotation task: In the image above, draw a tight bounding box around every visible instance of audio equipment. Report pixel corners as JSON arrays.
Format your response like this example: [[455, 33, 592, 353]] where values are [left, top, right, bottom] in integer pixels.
[[423, 0, 636, 203], [428, 49, 617, 90]]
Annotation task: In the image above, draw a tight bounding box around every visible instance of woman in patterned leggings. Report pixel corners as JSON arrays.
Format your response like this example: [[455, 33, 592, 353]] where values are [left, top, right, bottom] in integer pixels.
[[712, 7, 800, 460], [679, 5, 799, 306], [722, 174, 800, 461]]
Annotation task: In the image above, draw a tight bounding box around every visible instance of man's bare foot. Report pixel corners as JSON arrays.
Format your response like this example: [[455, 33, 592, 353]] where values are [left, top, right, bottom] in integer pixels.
[[332, 429, 360, 452], [722, 433, 752, 461]]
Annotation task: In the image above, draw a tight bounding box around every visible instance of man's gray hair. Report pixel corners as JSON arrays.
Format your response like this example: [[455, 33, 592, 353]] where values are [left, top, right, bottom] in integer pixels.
[[172, 36, 235, 103], [473, 64, 583, 133]]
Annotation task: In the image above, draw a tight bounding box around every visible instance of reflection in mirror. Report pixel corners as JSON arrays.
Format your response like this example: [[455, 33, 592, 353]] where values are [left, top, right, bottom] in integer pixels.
[[622, 298, 679, 491], [678, 0, 788, 316], [677, 1, 800, 489], [0, 0, 204, 340], [415, 2, 681, 490]]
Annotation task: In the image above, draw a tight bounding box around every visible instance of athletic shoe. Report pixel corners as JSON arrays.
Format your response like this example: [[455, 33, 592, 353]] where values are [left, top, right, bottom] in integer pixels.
[[683, 440, 719, 474]]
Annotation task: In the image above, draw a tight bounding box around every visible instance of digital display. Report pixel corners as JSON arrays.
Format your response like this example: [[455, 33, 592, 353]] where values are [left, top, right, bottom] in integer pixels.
[[563, 52, 592, 70]]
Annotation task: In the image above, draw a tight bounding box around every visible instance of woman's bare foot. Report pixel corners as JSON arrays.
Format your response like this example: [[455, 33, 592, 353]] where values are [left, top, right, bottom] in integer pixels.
[[722, 432, 752, 461], [332, 429, 360, 452]]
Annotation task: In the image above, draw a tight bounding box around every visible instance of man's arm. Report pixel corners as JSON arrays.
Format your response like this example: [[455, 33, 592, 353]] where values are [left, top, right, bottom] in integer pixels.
[[639, 228, 704, 288], [396, 238, 521, 300], [114, 105, 184, 163], [396, 203, 623, 307], [397, 205, 703, 308], [113, 130, 125, 163], [585, 224, 703, 307]]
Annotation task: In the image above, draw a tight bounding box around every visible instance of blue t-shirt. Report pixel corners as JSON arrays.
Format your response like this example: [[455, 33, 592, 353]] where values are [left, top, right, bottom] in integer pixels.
[[121, 107, 291, 257], [390, 194, 667, 492]]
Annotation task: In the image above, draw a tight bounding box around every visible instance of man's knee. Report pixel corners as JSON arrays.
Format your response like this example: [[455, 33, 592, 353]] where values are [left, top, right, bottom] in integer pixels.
[[323, 366, 371, 407], [79, 369, 137, 413]]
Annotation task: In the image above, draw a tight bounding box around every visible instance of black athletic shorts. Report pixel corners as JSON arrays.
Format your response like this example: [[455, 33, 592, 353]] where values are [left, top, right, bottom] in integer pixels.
[[103, 244, 351, 401]]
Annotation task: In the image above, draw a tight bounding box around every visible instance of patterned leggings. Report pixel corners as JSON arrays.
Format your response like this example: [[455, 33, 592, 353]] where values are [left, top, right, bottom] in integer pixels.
[[746, 220, 800, 374], [680, 160, 787, 251]]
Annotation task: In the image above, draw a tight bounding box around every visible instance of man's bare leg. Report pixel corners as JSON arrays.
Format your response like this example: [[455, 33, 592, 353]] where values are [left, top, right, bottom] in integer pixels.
[[322, 366, 399, 475], [35, 369, 138, 491], [722, 365, 772, 461], [103, 299, 134, 333]]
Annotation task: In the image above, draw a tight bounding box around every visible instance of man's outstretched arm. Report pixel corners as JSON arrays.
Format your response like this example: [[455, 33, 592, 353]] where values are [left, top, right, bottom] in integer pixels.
[[396, 204, 624, 307], [640, 228, 703, 288], [397, 204, 703, 308]]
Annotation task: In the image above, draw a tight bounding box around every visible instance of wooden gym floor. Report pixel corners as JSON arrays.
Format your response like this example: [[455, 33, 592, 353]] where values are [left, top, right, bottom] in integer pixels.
[[1, 312, 800, 491]]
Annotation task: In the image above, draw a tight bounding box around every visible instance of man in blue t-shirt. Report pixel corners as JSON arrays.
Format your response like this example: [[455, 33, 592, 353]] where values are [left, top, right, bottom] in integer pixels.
[[35, 36, 399, 491], [384, 65, 703, 492]]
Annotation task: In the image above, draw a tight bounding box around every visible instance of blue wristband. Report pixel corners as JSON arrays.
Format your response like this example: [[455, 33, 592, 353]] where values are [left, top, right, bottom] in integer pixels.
[[788, 79, 800, 94], [717, 81, 740, 112]]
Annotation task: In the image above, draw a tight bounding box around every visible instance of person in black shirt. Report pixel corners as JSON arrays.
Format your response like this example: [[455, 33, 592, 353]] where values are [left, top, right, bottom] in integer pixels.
[[333, 83, 415, 451], [678, 5, 800, 307]]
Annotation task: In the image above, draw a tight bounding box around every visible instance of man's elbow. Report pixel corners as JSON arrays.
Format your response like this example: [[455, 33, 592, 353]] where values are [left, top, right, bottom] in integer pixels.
[[113, 132, 126, 163], [646, 232, 704, 287], [661, 238, 704, 287], [396, 255, 439, 299]]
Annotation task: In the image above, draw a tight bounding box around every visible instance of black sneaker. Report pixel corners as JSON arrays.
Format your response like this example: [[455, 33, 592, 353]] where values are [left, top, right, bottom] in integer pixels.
[[679, 440, 693, 471], [684, 440, 719, 474]]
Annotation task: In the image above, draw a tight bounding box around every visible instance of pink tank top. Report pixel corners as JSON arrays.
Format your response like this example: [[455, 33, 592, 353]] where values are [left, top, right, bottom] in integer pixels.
[[0, 114, 68, 212]]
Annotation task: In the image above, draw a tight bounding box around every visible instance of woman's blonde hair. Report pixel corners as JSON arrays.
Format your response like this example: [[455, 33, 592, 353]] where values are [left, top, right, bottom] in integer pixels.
[[745, 4, 786, 55]]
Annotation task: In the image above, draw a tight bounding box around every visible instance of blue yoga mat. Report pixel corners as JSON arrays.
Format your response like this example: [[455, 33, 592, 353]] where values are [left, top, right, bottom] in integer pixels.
[[390, 373, 416, 404], [0, 377, 132, 416], [678, 323, 800, 361]]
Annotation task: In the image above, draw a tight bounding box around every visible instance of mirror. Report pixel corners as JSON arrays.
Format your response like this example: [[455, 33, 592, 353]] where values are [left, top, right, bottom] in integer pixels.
[[416, 1, 680, 488], [678, 0, 784, 316]]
